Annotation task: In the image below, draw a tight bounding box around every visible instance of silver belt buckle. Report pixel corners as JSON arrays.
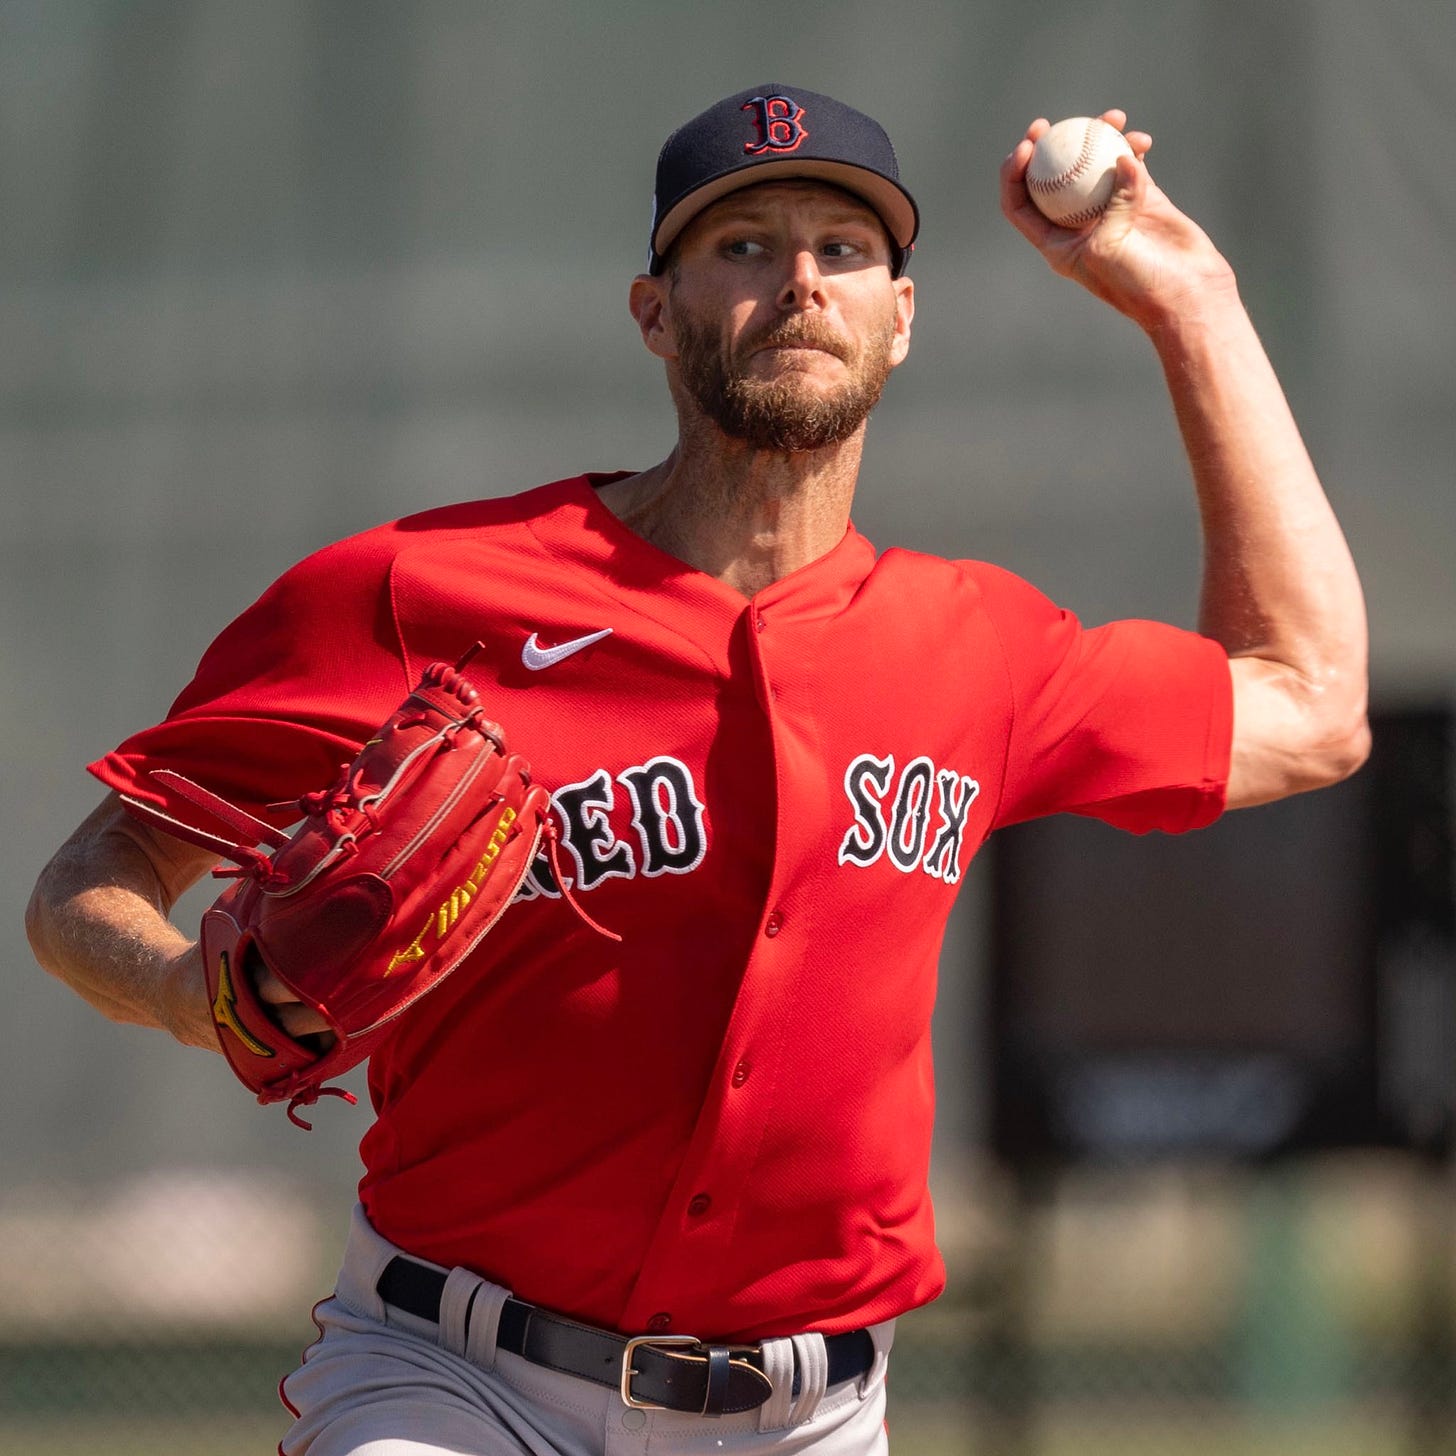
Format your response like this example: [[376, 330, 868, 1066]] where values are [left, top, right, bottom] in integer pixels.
[[620, 1333, 702, 1409]]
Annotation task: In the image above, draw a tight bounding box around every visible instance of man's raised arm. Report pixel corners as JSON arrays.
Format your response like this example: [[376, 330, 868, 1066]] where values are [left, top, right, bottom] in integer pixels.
[[1001, 111, 1370, 808]]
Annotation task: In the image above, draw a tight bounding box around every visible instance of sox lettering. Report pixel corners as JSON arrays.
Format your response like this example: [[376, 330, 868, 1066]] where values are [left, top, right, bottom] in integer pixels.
[[838, 753, 980, 884]]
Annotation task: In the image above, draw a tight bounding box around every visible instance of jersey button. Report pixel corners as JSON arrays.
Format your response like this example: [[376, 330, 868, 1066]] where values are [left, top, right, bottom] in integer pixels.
[[764, 911, 783, 938], [647, 1312, 673, 1332], [731, 1060, 751, 1087], [754, 611, 767, 632], [687, 1193, 712, 1217]]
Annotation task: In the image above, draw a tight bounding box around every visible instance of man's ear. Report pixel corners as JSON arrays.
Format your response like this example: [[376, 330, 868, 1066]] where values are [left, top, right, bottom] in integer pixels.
[[889, 274, 915, 367], [629, 274, 675, 360]]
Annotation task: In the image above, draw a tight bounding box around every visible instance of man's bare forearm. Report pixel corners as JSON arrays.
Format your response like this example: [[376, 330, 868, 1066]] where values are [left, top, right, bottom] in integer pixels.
[[26, 794, 220, 1050], [1148, 289, 1370, 795], [1149, 292, 1364, 667]]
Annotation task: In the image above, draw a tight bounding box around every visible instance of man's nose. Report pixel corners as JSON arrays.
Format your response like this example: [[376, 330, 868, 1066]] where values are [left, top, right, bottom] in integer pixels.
[[776, 248, 826, 311]]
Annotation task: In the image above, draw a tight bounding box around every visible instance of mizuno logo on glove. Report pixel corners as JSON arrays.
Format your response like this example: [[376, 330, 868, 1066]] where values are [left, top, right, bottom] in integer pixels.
[[212, 950, 275, 1059], [387, 805, 519, 974]]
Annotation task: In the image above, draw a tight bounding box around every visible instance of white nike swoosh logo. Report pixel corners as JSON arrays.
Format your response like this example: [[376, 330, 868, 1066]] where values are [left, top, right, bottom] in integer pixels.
[[521, 627, 613, 671]]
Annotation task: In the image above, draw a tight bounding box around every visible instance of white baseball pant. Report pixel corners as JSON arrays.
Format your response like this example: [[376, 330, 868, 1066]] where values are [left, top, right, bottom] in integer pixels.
[[279, 1205, 896, 1456]]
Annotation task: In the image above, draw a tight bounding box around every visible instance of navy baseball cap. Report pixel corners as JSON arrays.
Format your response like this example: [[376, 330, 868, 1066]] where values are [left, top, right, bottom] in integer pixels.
[[648, 85, 920, 278]]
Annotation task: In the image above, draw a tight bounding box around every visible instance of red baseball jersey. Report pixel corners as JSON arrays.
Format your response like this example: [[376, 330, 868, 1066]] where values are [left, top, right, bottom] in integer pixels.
[[91, 474, 1233, 1341]]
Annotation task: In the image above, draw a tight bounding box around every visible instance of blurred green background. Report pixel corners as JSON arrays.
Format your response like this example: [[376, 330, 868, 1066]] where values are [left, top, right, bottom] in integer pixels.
[[3, 2, 1453, 1452]]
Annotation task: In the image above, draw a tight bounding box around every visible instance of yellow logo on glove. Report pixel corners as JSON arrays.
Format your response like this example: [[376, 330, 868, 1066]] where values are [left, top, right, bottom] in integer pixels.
[[213, 950, 275, 1058], [386, 807, 518, 975]]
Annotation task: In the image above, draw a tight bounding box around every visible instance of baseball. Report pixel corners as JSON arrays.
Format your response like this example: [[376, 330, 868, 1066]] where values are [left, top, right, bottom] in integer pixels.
[[1025, 116, 1135, 227]]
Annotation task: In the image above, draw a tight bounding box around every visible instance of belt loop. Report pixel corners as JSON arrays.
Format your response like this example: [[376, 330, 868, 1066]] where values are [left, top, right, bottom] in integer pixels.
[[463, 1282, 511, 1371], [339, 1204, 401, 1322], [861, 1319, 896, 1395], [436, 1267, 487, 1359], [788, 1332, 829, 1424], [754, 1336, 797, 1432]]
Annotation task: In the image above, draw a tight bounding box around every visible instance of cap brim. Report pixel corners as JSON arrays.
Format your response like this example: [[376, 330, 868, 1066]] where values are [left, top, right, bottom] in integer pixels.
[[652, 158, 918, 264]]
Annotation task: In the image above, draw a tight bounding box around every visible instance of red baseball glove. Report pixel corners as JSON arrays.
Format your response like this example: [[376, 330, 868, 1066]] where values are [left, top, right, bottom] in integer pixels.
[[123, 647, 611, 1126]]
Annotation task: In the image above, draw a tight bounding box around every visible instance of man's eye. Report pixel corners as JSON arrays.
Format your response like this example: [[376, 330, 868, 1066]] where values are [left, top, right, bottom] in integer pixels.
[[725, 239, 765, 257], [821, 241, 860, 259]]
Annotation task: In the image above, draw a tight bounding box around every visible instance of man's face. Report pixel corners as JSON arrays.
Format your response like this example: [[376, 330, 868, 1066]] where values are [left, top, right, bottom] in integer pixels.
[[635, 180, 915, 452]]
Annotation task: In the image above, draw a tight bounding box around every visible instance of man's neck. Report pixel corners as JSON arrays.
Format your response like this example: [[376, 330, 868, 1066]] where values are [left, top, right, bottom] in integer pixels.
[[596, 425, 864, 598]]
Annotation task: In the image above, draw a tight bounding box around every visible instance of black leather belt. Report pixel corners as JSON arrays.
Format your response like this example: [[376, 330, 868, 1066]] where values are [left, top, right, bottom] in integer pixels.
[[377, 1255, 875, 1416]]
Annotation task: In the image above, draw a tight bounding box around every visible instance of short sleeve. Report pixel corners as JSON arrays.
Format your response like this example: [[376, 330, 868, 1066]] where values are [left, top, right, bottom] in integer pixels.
[[89, 532, 413, 827], [974, 563, 1233, 834]]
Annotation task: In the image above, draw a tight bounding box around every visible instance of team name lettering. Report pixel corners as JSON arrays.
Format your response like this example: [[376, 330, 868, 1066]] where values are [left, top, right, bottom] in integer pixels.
[[552, 769, 635, 892], [504, 749, 979, 907], [619, 757, 708, 876], [837, 753, 980, 884], [517, 756, 708, 901], [388, 806, 519, 972]]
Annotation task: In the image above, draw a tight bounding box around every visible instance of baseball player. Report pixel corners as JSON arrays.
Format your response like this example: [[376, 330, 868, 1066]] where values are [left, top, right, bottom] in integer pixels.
[[27, 85, 1367, 1455]]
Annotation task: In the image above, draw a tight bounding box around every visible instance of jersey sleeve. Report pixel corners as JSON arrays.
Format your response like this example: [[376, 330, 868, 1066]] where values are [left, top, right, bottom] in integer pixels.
[[974, 562, 1233, 834], [89, 532, 413, 827]]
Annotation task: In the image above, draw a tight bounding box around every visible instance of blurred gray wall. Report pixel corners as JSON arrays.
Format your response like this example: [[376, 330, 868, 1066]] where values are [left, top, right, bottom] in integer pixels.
[[3, 1, 1452, 1198]]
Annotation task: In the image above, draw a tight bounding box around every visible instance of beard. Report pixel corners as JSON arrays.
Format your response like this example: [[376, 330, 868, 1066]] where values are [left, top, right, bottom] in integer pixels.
[[672, 302, 898, 454]]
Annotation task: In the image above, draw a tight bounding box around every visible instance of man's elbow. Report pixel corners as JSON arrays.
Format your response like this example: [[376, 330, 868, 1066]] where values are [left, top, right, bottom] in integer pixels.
[[1228, 660, 1372, 809], [1291, 677, 1372, 790], [1229, 710, 1370, 811], [25, 860, 66, 979], [1310, 709, 1373, 788]]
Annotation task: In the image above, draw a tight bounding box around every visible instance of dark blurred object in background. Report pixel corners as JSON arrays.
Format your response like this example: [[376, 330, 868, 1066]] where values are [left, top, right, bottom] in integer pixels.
[[991, 706, 1455, 1166]]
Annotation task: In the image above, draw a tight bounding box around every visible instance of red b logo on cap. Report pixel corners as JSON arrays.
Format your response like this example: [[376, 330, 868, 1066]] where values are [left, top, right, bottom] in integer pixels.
[[742, 95, 808, 155]]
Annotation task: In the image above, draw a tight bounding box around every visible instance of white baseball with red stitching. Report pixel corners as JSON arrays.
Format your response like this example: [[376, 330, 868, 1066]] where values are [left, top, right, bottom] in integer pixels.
[[1025, 116, 1135, 227]]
